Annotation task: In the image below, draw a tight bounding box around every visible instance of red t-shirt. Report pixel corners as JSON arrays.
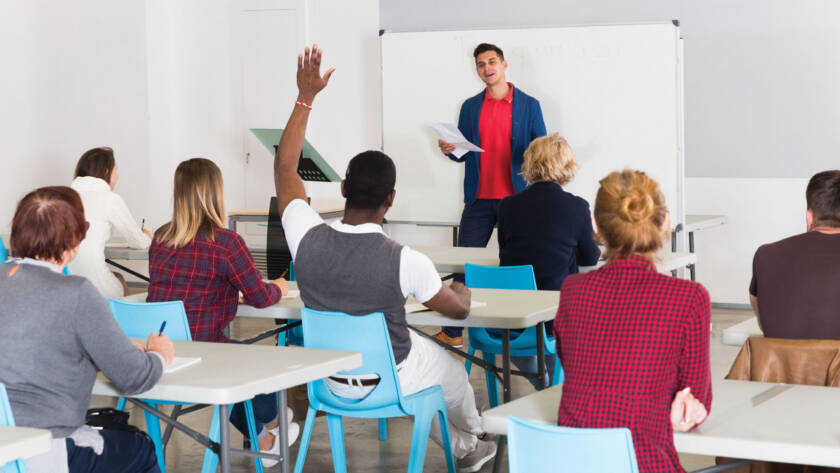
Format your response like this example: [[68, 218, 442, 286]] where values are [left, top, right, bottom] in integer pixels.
[[476, 83, 514, 199]]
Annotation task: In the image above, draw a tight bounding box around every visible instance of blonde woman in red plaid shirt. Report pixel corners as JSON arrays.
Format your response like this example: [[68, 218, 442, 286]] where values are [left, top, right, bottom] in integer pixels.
[[147, 158, 295, 466], [554, 170, 712, 473]]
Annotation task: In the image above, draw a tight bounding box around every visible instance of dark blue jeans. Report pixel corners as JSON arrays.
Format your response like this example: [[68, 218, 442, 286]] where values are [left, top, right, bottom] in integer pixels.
[[67, 429, 160, 473], [230, 392, 278, 439], [443, 199, 502, 338]]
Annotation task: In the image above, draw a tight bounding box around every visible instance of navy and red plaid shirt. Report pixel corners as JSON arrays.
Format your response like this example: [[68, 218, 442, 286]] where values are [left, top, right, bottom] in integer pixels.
[[554, 255, 712, 473], [147, 228, 281, 343]]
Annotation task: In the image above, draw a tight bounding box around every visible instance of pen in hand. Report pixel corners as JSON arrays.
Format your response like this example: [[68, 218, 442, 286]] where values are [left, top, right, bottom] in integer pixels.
[[141, 218, 145, 230], [158, 321, 166, 336]]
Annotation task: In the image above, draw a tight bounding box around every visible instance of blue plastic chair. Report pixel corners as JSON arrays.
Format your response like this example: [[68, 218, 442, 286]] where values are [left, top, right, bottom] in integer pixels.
[[463, 263, 564, 408], [277, 261, 304, 347], [0, 236, 7, 263], [0, 383, 27, 473], [294, 308, 456, 473], [108, 299, 263, 473], [507, 416, 639, 473]]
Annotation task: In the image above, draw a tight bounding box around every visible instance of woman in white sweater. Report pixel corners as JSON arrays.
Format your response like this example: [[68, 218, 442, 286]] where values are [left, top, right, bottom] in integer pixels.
[[69, 147, 152, 297]]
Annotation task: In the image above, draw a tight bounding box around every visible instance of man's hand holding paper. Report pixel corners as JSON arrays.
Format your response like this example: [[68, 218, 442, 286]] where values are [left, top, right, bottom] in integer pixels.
[[431, 123, 484, 158]]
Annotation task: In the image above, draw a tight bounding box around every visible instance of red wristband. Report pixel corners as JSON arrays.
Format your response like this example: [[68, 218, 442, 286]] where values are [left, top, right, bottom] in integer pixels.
[[295, 100, 312, 110]]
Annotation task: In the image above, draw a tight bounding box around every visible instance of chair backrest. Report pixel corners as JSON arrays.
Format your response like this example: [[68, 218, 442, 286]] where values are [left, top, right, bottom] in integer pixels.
[[301, 307, 402, 411], [267, 196, 293, 280], [465, 263, 537, 290], [0, 235, 7, 262], [289, 260, 295, 282], [108, 299, 193, 341], [727, 336, 840, 386], [507, 416, 639, 473], [0, 383, 16, 428]]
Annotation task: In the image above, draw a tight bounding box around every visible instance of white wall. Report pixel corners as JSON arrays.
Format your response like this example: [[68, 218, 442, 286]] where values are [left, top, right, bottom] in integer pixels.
[[0, 0, 378, 237], [0, 0, 150, 233]]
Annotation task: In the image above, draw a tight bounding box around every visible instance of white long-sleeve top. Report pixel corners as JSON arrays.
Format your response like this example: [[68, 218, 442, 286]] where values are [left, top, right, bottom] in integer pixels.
[[69, 176, 151, 298]]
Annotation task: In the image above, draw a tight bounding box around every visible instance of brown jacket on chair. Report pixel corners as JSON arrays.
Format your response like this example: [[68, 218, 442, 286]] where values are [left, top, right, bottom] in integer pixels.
[[719, 337, 840, 473]]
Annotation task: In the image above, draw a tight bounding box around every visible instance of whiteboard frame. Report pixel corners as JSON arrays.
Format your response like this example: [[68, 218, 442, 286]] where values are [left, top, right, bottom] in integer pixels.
[[379, 21, 686, 237]]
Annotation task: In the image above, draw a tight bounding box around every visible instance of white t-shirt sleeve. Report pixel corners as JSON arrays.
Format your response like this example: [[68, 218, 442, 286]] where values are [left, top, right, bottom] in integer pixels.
[[281, 199, 325, 260], [399, 246, 443, 303], [107, 192, 151, 249]]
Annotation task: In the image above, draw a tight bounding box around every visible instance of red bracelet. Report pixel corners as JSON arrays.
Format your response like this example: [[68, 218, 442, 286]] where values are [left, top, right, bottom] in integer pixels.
[[295, 100, 312, 110]]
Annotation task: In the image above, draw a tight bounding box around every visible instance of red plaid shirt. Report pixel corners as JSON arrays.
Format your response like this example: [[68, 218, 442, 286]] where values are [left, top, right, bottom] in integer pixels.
[[554, 255, 712, 473], [147, 228, 281, 342]]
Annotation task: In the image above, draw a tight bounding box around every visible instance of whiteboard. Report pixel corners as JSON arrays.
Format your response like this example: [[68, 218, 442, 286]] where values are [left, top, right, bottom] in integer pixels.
[[381, 23, 684, 228]]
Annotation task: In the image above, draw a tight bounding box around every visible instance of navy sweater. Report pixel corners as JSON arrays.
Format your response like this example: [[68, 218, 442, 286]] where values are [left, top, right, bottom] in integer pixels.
[[497, 182, 601, 290]]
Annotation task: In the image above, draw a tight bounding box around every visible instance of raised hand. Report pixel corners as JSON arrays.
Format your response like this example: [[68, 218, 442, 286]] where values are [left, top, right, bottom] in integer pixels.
[[297, 44, 335, 104]]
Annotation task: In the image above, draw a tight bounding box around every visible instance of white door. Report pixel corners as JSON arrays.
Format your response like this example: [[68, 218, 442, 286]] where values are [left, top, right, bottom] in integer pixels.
[[234, 1, 305, 211]]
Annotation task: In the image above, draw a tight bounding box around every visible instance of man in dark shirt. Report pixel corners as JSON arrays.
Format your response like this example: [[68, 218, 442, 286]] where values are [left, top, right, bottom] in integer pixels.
[[749, 170, 840, 338]]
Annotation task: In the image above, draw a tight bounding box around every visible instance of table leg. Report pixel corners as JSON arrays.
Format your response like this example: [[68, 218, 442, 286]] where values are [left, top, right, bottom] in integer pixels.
[[492, 436, 506, 473], [452, 226, 459, 246], [228, 215, 236, 232], [671, 230, 677, 252], [689, 231, 696, 281], [278, 389, 290, 473], [536, 322, 546, 390], [220, 404, 231, 473], [502, 329, 511, 403]]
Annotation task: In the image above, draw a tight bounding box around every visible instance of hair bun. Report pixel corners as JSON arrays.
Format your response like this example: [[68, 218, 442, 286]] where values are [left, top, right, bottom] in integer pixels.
[[618, 188, 654, 224]]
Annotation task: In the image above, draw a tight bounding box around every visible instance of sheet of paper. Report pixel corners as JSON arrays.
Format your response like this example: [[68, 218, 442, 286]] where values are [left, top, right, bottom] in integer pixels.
[[429, 123, 484, 158], [405, 300, 487, 314], [165, 356, 201, 374]]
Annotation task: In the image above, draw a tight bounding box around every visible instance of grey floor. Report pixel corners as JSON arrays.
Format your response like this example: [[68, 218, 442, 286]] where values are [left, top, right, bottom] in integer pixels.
[[90, 308, 752, 472]]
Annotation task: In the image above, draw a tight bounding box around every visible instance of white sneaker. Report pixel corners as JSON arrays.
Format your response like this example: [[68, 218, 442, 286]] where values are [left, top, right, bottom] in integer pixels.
[[456, 438, 497, 472]]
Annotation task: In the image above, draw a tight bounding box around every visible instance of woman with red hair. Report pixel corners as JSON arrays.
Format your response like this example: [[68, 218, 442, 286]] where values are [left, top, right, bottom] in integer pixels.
[[0, 186, 173, 473]]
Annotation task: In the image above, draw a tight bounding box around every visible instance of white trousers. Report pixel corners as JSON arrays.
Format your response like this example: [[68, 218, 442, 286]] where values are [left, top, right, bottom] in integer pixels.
[[326, 330, 482, 458]]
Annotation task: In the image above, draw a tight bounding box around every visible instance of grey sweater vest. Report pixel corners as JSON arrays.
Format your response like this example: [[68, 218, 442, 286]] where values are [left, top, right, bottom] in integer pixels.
[[294, 224, 411, 363]]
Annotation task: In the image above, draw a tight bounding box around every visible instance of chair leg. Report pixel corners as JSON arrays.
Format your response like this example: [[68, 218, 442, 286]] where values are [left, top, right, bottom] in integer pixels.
[[115, 397, 127, 411], [378, 418, 387, 441], [482, 351, 500, 408], [551, 356, 564, 386], [325, 414, 348, 473], [437, 409, 457, 473], [465, 345, 476, 374], [201, 406, 220, 473], [243, 400, 265, 473], [293, 407, 318, 473], [143, 402, 166, 473], [406, 409, 433, 473]]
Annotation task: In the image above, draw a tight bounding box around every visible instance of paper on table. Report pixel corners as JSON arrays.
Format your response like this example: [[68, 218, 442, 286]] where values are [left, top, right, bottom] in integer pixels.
[[165, 356, 201, 374], [430, 123, 484, 158], [405, 300, 487, 314], [284, 289, 300, 299]]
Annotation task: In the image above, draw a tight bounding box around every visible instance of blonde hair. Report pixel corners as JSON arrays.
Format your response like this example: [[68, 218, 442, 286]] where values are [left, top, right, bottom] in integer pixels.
[[158, 158, 226, 248], [594, 169, 668, 261], [521, 135, 578, 186]]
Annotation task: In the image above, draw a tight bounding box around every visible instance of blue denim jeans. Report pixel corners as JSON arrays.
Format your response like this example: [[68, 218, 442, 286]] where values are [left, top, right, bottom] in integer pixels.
[[443, 199, 502, 338], [230, 392, 278, 440], [67, 429, 160, 473]]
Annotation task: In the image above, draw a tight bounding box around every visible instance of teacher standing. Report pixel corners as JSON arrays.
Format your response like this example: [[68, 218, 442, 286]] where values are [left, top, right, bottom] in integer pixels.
[[436, 43, 547, 346]]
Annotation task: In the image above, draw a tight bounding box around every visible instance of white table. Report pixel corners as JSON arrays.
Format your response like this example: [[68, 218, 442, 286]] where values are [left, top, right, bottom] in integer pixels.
[[672, 214, 727, 280], [413, 245, 697, 276], [385, 219, 461, 246], [93, 340, 361, 473], [0, 426, 52, 466], [722, 317, 762, 346], [236, 283, 560, 403], [481, 379, 840, 470], [227, 199, 345, 233]]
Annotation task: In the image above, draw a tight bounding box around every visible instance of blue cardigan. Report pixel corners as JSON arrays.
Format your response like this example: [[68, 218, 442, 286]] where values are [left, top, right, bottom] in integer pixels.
[[448, 86, 547, 204]]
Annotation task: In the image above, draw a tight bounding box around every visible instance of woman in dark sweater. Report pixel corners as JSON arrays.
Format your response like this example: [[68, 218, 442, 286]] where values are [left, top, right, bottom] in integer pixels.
[[496, 135, 601, 385]]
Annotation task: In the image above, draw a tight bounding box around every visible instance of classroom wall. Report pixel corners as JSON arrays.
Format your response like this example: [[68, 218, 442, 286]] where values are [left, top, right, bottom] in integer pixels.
[[0, 0, 151, 232], [0, 0, 378, 236], [380, 0, 836, 305]]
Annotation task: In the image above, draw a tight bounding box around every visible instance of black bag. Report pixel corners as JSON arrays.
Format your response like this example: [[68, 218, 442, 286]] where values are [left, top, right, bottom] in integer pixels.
[[85, 408, 148, 438]]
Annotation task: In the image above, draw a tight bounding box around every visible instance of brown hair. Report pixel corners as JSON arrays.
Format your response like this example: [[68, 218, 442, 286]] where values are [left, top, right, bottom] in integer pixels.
[[10, 186, 87, 262], [74, 147, 116, 182], [521, 135, 578, 186], [594, 170, 668, 261], [157, 158, 226, 248], [806, 170, 840, 227]]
